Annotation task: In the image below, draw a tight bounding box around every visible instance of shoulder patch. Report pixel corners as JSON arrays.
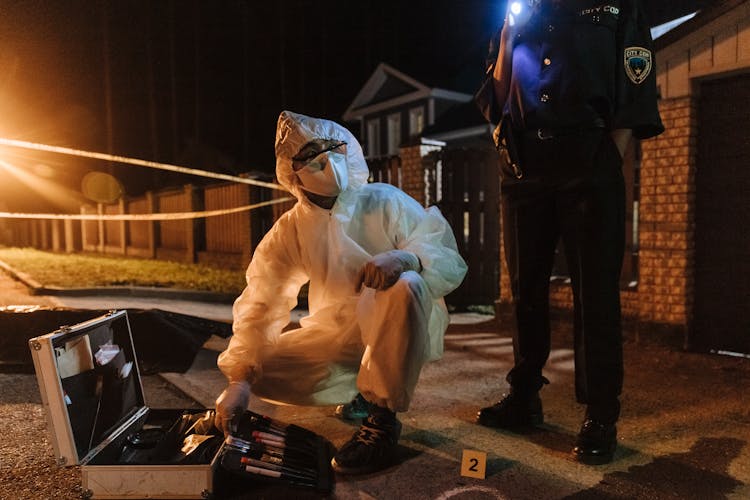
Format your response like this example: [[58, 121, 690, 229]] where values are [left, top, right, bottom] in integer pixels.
[[624, 47, 652, 84]]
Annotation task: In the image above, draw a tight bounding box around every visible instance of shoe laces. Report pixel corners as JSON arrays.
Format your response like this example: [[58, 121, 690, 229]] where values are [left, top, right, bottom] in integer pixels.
[[354, 417, 393, 446]]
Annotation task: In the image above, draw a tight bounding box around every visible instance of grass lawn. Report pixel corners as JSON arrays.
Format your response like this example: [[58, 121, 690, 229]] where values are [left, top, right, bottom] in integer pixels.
[[0, 247, 247, 294]]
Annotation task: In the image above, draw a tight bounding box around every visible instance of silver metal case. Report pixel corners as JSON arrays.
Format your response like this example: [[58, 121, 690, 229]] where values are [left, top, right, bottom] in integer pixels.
[[29, 310, 216, 499]]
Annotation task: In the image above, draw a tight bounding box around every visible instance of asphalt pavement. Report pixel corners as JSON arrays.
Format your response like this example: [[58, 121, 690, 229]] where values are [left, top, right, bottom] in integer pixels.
[[1, 268, 749, 499]]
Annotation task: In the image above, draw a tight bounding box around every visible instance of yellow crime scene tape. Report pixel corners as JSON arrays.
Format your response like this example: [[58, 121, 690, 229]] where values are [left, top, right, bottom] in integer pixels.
[[0, 137, 287, 191], [0, 138, 294, 221], [0, 198, 295, 221]]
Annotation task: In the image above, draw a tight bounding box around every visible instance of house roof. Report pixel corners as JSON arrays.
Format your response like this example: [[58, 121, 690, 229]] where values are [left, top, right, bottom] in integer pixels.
[[342, 62, 475, 122], [421, 100, 491, 141], [655, 0, 748, 50], [651, 11, 699, 40]]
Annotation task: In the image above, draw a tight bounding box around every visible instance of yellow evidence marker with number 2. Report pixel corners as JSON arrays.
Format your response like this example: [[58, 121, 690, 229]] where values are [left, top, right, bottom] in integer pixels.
[[460, 449, 487, 479]]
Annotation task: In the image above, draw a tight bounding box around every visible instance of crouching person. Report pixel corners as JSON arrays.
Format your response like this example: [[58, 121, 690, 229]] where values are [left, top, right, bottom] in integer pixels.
[[214, 111, 467, 475]]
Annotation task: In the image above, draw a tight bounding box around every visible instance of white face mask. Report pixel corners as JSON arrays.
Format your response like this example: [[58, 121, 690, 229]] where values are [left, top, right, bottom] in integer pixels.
[[296, 151, 349, 196]]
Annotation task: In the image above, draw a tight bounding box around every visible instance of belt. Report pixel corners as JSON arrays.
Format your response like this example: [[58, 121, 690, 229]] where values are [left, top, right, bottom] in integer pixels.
[[523, 119, 607, 140], [524, 127, 606, 141]]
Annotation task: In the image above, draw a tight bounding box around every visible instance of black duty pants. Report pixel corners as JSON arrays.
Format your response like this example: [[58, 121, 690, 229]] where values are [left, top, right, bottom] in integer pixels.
[[500, 129, 624, 423]]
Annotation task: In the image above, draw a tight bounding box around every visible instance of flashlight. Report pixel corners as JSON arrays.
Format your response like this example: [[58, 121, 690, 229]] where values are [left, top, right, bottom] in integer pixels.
[[507, 0, 537, 27]]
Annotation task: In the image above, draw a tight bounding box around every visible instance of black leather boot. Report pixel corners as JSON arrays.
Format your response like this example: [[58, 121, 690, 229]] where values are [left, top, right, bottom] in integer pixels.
[[572, 418, 617, 465], [476, 392, 543, 428]]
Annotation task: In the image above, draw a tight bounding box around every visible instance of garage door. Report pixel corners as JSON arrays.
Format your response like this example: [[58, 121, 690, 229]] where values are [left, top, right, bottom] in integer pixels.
[[693, 74, 750, 355]]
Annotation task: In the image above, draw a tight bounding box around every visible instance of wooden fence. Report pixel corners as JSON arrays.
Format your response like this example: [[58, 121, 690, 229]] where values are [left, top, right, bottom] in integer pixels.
[[1, 181, 289, 271], [433, 145, 500, 306], [368, 149, 501, 306], [1, 151, 503, 306], [369, 155, 401, 186]]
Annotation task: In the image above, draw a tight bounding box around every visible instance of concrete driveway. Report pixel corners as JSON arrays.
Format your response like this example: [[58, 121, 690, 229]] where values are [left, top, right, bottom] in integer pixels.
[[1, 270, 748, 499]]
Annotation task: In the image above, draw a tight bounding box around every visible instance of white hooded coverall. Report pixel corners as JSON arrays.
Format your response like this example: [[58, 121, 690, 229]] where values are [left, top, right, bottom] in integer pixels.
[[217, 111, 467, 412]]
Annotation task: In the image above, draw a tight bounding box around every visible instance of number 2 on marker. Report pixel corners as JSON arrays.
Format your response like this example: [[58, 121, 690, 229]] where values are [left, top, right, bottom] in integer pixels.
[[460, 449, 487, 479]]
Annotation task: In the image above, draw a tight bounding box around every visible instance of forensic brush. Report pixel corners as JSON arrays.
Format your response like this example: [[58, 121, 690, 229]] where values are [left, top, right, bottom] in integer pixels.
[[225, 435, 318, 470]]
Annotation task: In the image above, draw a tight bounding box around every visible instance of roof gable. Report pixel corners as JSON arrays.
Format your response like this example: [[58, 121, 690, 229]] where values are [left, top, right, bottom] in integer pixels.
[[655, 0, 750, 99], [655, 0, 748, 51], [343, 63, 430, 121], [370, 74, 421, 106], [343, 62, 471, 122]]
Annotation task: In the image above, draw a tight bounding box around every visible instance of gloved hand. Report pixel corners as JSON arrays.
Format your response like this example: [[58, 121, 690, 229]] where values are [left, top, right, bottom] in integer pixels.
[[214, 380, 251, 436], [357, 249, 421, 291]]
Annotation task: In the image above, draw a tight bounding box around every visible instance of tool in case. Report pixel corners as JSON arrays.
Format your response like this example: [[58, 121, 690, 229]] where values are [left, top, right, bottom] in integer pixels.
[[29, 309, 333, 499]]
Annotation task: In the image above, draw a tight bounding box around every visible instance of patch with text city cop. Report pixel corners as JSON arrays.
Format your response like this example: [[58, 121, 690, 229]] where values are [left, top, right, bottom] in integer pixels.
[[624, 46, 652, 84]]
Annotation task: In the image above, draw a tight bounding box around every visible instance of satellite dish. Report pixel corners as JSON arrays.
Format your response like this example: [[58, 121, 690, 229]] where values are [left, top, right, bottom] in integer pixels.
[[81, 171, 123, 203]]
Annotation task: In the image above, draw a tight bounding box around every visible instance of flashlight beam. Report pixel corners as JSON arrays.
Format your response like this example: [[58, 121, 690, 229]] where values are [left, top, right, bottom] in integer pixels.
[[0, 137, 288, 192]]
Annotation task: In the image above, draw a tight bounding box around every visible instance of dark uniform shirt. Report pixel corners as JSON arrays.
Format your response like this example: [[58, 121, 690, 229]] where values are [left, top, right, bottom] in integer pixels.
[[501, 0, 664, 139]]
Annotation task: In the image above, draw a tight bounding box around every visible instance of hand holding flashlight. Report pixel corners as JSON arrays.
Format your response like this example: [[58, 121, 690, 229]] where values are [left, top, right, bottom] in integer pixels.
[[507, 0, 539, 27]]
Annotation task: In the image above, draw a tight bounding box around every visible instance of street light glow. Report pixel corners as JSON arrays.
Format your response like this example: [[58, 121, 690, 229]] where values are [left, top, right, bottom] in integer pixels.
[[0, 137, 287, 192], [0, 158, 84, 210]]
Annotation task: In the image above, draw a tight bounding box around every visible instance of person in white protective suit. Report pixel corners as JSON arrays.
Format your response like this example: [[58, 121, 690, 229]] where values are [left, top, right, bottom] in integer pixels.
[[214, 110, 467, 475]]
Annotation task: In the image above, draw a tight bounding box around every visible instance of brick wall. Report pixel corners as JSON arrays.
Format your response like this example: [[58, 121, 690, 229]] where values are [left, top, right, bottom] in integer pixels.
[[399, 142, 443, 206], [399, 145, 424, 205], [546, 286, 638, 318], [549, 285, 572, 311], [638, 96, 696, 327]]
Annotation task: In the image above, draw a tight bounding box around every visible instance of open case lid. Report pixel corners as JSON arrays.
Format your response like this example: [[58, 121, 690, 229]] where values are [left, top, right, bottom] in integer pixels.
[[29, 310, 146, 465]]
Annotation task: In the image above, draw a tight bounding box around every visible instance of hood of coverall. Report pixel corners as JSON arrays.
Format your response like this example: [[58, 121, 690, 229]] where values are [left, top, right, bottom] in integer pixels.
[[274, 110, 370, 201]]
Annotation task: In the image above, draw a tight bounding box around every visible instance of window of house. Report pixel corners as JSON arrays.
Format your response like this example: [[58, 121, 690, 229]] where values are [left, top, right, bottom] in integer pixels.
[[366, 118, 381, 158], [409, 107, 425, 136], [387, 113, 401, 156]]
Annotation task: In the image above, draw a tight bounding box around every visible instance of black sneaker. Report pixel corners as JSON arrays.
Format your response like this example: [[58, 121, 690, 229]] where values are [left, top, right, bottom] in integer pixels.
[[572, 419, 617, 465], [334, 393, 372, 421], [477, 392, 543, 428], [331, 414, 402, 474]]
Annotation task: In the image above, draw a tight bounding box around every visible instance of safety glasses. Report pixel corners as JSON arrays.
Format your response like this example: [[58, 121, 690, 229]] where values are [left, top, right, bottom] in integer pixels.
[[292, 141, 346, 172]]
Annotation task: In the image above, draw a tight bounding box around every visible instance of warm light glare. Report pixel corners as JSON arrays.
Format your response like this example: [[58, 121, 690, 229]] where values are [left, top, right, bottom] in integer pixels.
[[33, 163, 56, 179], [0, 158, 84, 210], [0, 137, 286, 192], [510, 2, 522, 15], [0, 137, 294, 219]]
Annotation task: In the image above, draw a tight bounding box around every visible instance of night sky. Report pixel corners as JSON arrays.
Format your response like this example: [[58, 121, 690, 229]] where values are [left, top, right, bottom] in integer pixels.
[[0, 0, 710, 210]]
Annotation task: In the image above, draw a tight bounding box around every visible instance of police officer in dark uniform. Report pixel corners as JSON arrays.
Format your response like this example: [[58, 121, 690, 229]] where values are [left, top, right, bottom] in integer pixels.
[[474, 0, 663, 464]]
